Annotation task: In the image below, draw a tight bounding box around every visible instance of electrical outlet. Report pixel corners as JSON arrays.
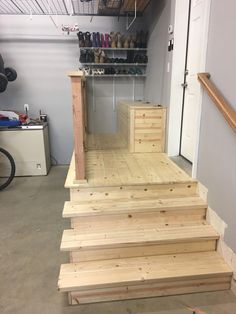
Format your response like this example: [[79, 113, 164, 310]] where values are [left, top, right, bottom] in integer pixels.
[[24, 104, 29, 112]]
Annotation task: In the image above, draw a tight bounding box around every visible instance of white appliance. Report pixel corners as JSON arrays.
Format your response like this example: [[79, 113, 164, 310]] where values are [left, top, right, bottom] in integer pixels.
[[0, 123, 51, 176]]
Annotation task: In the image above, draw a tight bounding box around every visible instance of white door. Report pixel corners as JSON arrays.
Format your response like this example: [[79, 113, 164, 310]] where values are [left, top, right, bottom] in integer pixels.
[[180, 0, 210, 162]]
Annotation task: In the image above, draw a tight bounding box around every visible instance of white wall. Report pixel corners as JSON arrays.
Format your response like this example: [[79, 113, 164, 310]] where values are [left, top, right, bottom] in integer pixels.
[[196, 0, 236, 251], [0, 15, 145, 164], [144, 0, 175, 106]]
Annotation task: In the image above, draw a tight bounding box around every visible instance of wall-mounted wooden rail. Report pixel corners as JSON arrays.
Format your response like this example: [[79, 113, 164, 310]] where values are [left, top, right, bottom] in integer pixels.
[[198, 73, 236, 133], [68, 71, 86, 181]]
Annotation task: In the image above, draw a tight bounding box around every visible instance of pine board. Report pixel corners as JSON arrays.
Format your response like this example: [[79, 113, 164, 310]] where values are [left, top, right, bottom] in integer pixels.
[[58, 251, 232, 292], [63, 195, 207, 217], [60, 225, 218, 251]]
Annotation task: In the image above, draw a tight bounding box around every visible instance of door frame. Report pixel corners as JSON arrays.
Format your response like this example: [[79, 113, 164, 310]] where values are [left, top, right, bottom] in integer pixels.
[[167, 0, 212, 178]]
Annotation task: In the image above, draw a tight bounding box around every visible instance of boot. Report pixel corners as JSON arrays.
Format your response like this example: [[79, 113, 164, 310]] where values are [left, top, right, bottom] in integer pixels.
[[94, 49, 101, 63], [105, 33, 110, 48], [77, 31, 85, 47], [79, 49, 87, 63], [84, 32, 92, 47], [136, 31, 141, 48], [117, 32, 122, 48], [101, 34, 105, 48], [100, 50, 106, 63], [110, 32, 117, 48], [127, 50, 134, 63], [130, 35, 136, 49], [96, 32, 101, 47], [86, 50, 94, 63], [123, 36, 130, 49], [143, 31, 148, 48], [92, 32, 97, 47]]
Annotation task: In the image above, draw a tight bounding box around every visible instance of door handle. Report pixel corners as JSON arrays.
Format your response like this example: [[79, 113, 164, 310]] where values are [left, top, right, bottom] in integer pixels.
[[181, 82, 188, 88]]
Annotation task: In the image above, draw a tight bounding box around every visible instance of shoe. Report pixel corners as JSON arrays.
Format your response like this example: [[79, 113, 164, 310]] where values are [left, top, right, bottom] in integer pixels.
[[94, 48, 101, 63], [135, 68, 143, 75], [92, 32, 97, 47], [86, 50, 94, 63], [142, 31, 148, 48], [127, 51, 135, 63], [105, 33, 110, 48], [136, 31, 141, 48], [101, 34, 105, 48], [100, 50, 106, 63], [79, 49, 87, 63], [83, 67, 91, 76], [117, 32, 122, 48], [110, 32, 117, 48], [128, 67, 136, 75], [123, 36, 130, 49], [77, 31, 85, 47], [84, 32, 92, 47], [96, 32, 101, 47], [130, 35, 135, 49], [97, 68, 105, 75]]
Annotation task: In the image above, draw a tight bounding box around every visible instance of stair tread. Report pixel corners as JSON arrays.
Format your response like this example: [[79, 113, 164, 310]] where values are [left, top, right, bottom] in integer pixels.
[[58, 251, 232, 292], [61, 224, 218, 251], [63, 196, 207, 218]]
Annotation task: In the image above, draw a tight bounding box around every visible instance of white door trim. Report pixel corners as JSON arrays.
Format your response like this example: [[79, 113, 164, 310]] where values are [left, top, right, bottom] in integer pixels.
[[167, 0, 212, 178]]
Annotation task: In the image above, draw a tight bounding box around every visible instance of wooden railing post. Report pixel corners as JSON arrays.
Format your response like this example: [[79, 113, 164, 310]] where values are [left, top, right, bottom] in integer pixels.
[[68, 71, 86, 181]]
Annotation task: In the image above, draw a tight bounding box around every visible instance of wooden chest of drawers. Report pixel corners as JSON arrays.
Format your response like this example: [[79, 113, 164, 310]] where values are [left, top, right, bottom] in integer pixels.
[[117, 101, 166, 153]]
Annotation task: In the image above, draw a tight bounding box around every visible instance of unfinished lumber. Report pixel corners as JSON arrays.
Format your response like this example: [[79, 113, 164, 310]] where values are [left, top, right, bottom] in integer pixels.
[[68, 71, 86, 181], [117, 101, 166, 153], [63, 195, 207, 218], [61, 224, 218, 251], [58, 251, 232, 304], [61, 224, 218, 262]]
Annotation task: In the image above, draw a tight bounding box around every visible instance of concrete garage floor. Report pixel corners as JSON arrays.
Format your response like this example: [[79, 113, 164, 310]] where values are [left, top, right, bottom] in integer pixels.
[[1, 166, 236, 314]]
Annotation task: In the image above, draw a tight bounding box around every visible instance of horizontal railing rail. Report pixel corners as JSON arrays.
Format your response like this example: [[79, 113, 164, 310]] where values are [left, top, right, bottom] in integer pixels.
[[198, 72, 236, 133]]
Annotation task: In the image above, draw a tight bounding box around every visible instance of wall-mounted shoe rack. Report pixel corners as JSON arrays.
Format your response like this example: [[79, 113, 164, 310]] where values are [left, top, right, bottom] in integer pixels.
[[79, 48, 148, 77], [78, 31, 148, 116]]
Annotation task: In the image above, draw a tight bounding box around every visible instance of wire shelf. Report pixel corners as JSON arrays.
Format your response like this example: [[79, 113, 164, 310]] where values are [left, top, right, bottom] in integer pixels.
[[80, 47, 148, 50], [0, 0, 151, 16], [81, 63, 147, 66], [85, 74, 146, 77]]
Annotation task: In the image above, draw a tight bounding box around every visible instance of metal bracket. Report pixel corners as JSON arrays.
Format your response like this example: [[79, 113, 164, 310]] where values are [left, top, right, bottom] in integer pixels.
[[126, 0, 137, 30], [92, 76, 96, 112], [113, 77, 116, 112], [132, 77, 135, 101]]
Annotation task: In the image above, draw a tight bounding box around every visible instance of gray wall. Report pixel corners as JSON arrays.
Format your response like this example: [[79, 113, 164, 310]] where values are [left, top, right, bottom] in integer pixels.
[[0, 15, 145, 164], [196, 0, 236, 251], [144, 0, 175, 106]]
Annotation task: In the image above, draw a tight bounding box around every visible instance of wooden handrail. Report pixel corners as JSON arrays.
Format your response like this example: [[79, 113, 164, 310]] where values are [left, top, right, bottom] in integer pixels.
[[198, 73, 236, 133]]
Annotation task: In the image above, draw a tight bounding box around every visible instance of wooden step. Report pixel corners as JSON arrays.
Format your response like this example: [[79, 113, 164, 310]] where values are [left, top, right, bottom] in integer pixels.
[[69, 181, 199, 202], [64, 196, 207, 231], [58, 251, 232, 304], [61, 224, 218, 262], [63, 195, 207, 218]]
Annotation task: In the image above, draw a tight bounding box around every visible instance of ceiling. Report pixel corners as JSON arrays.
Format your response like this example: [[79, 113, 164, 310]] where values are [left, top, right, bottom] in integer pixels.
[[0, 0, 151, 16]]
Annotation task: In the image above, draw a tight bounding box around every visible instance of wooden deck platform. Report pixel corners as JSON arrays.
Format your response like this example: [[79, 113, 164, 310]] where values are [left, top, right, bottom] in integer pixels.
[[65, 149, 192, 188], [60, 74, 232, 305]]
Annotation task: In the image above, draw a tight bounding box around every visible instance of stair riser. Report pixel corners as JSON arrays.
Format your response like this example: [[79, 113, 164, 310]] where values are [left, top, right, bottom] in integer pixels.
[[68, 276, 231, 304], [70, 208, 207, 231], [70, 182, 198, 202], [68, 240, 217, 262]]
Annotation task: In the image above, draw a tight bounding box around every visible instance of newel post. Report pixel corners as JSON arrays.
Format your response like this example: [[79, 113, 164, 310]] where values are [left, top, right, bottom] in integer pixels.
[[68, 71, 86, 181]]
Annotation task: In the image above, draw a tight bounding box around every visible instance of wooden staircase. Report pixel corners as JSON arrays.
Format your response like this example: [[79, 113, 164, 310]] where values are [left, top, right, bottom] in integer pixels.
[[58, 180, 232, 305]]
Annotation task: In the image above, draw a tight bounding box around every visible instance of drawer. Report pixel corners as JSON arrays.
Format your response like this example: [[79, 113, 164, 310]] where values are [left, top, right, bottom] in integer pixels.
[[134, 109, 163, 118]]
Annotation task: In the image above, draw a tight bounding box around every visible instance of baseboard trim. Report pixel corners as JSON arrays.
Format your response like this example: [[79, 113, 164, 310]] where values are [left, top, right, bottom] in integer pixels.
[[198, 181, 236, 295]]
